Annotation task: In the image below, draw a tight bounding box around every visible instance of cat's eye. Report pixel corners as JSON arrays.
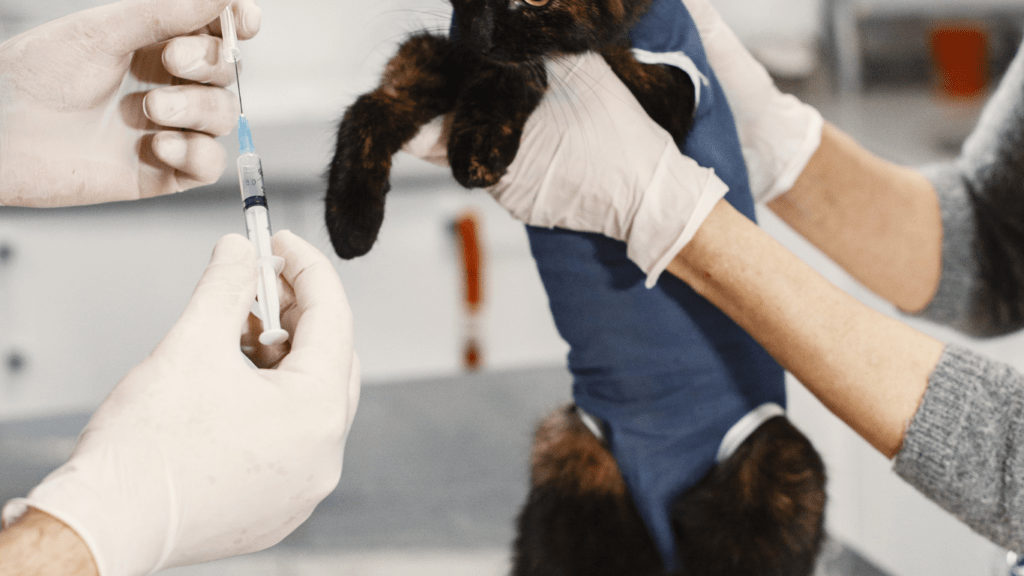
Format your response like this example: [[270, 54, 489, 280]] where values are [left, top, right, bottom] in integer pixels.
[[523, 0, 550, 6]]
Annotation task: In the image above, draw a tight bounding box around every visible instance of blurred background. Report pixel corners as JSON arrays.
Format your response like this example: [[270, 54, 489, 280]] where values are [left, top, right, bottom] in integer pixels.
[[2, 0, 1024, 574]]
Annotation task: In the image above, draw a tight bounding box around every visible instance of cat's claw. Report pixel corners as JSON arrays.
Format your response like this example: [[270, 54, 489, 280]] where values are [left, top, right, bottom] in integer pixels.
[[448, 125, 521, 189], [451, 154, 509, 188]]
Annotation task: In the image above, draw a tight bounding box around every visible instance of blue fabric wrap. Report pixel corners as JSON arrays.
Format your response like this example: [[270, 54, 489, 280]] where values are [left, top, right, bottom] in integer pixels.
[[450, 1, 784, 568], [528, 2, 785, 569]]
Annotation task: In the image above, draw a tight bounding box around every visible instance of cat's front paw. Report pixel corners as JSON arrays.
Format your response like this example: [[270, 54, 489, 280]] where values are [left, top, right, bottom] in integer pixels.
[[447, 121, 523, 189], [325, 141, 392, 260]]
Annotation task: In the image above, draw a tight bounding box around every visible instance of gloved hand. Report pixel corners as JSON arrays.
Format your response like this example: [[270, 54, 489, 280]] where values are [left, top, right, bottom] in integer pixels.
[[405, 53, 729, 287], [0, 0, 261, 207], [681, 0, 823, 203], [1, 232, 361, 576]]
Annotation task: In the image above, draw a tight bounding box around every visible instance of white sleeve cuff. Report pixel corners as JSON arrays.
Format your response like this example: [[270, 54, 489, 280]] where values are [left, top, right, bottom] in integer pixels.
[[627, 146, 730, 288], [756, 102, 823, 204]]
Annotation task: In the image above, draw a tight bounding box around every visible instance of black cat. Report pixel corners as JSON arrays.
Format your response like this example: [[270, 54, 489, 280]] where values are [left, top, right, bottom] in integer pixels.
[[516, 404, 827, 576], [325, 0, 696, 259], [327, 1, 827, 573]]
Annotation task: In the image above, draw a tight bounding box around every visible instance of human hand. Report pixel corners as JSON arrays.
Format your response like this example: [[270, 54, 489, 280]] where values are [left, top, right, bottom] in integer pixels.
[[681, 0, 823, 203], [405, 53, 728, 287], [1, 232, 361, 576], [0, 0, 262, 207]]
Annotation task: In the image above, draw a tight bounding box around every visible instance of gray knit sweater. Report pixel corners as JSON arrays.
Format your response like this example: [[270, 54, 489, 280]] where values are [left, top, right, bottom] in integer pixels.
[[894, 344, 1024, 552], [894, 37, 1024, 550]]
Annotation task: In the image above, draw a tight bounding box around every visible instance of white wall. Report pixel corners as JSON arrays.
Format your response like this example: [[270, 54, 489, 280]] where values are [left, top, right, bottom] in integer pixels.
[[240, 0, 451, 124], [710, 0, 822, 48]]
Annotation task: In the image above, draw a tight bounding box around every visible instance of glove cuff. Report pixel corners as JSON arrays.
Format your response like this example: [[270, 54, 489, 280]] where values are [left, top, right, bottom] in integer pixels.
[[3, 497, 109, 574], [627, 145, 729, 288], [4, 444, 174, 576], [750, 100, 824, 204]]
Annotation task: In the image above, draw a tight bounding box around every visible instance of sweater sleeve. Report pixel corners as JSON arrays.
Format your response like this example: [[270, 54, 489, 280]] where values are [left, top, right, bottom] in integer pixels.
[[893, 344, 1024, 551], [911, 38, 1024, 337]]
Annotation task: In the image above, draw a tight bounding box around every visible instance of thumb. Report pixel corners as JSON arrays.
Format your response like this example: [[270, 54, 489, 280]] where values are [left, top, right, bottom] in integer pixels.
[[98, 0, 233, 56], [169, 234, 257, 350]]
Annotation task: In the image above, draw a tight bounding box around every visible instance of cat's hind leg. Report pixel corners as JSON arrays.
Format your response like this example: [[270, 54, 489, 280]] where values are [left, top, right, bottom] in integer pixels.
[[512, 404, 665, 576], [670, 417, 826, 576], [447, 63, 547, 189], [601, 46, 697, 149], [326, 33, 467, 259]]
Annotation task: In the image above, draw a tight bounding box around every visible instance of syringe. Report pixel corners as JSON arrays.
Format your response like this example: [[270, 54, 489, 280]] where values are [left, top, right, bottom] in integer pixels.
[[237, 118, 287, 345], [219, 8, 241, 64], [222, 7, 288, 346]]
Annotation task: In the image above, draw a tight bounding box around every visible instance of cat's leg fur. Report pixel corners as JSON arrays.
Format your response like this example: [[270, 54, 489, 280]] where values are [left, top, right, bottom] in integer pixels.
[[914, 40, 1024, 336], [671, 416, 826, 576], [601, 45, 697, 148], [447, 62, 547, 188], [515, 406, 825, 576], [326, 33, 469, 259], [512, 405, 665, 576]]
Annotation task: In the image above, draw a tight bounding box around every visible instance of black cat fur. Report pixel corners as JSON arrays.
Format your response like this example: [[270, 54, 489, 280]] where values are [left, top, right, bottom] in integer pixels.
[[514, 405, 826, 576], [326, 0, 697, 259]]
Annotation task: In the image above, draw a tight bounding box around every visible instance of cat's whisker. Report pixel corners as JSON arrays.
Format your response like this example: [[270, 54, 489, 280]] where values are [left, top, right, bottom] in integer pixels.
[[534, 91, 593, 188], [366, 7, 451, 23], [545, 56, 609, 164], [360, 6, 451, 48], [365, 26, 453, 65], [555, 53, 661, 131]]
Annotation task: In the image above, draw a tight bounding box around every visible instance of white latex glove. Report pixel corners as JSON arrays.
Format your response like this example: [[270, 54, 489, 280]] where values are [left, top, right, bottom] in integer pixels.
[[405, 53, 728, 287], [1, 232, 361, 576], [681, 0, 823, 203], [0, 0, 262, 207]]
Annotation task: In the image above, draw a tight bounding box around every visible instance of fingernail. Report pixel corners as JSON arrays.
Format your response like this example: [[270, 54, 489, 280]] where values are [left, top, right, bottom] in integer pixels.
[[211, 235, 253, 265], [149, 89, 188, 122], [155, 132, 187, 164]]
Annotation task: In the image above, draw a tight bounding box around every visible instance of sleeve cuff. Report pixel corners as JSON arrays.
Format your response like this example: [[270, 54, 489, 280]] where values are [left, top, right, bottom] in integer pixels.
[[627, 146, 729, 288], [760, 103, 823, 204]]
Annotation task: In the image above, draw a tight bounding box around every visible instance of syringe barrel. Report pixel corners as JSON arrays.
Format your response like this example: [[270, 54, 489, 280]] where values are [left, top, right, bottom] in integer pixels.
[[237, 152, 273, 256], [237, 151, 270, 236], [237, 152, 287, 345], [237, 152, 265, 202]]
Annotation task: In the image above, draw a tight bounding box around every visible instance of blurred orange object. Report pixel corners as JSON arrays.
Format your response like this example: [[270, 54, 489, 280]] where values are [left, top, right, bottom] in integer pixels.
[[930, 24, 989, 99], [454, 210, 484, 371], [454, 211, 483, 314]]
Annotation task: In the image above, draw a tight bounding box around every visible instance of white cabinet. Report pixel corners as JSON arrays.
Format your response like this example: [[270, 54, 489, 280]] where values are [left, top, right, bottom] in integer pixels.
[[0, 125, 567, 420], [0, 193, 244, 418]]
